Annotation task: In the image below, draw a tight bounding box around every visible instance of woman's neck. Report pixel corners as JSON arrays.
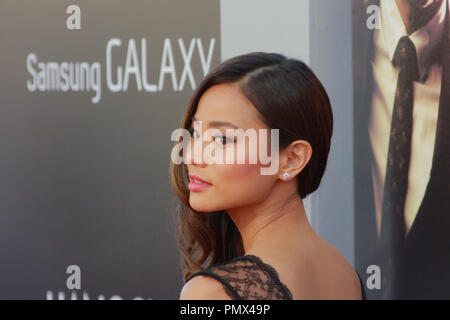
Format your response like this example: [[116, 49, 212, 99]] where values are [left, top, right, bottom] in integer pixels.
[[226, 184, 312, 254]]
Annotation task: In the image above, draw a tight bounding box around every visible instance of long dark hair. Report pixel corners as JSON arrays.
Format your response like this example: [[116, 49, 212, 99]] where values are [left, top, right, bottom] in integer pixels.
[[169, 52, 333, 281]]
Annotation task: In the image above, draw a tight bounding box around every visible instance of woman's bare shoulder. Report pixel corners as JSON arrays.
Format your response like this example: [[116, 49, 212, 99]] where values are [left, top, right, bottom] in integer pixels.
[[247, 233, 363, 299], [179, 274, 232, 300], [311, 235, 363, 299]]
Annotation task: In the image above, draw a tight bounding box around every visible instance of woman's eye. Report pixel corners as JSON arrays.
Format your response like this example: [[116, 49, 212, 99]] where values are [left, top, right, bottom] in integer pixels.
[[214, 135, 233, 145], [188, 127, 234, 145]]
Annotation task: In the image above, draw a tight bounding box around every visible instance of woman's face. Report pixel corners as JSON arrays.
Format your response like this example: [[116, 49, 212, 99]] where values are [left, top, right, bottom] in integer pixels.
[[185, 82, 280, 213]]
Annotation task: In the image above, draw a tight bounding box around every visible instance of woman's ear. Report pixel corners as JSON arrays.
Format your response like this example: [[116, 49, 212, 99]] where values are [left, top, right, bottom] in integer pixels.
[[279, 140, 312, 180]]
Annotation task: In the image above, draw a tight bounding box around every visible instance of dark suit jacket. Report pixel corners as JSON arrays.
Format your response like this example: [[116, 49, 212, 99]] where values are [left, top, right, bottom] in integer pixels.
[[353, 0, 450, 299]]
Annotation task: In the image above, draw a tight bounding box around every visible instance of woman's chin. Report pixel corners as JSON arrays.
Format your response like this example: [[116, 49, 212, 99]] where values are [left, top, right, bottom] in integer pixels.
[[189, 198, 208, 212], [189, 197, 221, 213]]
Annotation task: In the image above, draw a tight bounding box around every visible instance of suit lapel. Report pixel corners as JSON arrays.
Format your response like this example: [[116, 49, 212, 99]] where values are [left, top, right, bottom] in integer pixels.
[[429, 2, 450, 181], [406, 3, 450, 241]]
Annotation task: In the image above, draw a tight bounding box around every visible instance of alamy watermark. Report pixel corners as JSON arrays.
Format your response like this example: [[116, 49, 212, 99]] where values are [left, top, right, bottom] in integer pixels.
[[170, 120, 281, 175], [367, 5, 382, 30], [66, 5, 81, 30]]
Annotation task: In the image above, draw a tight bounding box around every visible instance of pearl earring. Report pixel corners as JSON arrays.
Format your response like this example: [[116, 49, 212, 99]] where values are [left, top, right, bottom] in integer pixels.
[[282, 172, 290, 180]]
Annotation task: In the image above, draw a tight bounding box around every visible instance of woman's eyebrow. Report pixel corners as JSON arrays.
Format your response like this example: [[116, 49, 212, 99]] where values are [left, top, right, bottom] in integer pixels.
[[190, 116, 240, 129]]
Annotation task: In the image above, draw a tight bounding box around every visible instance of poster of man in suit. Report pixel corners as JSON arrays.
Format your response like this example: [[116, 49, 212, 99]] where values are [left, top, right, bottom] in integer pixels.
[[353, 0, 450, 299]]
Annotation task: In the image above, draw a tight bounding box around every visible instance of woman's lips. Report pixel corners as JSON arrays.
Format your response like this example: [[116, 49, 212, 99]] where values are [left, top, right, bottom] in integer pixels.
[[188, 181, 212, 191], [188, 173, 212, 191]]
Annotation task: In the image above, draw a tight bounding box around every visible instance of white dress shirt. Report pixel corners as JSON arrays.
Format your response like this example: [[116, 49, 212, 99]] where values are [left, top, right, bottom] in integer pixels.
[[369, 0, 447, 237]]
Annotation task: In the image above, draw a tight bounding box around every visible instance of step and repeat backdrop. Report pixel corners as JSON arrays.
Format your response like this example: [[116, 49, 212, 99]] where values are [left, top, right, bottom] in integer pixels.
[[3, 0, 447, 301], [0, 0, 220, 299]]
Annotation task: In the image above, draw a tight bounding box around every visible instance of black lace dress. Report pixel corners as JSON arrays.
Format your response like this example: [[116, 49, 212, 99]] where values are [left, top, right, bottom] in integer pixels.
[[185, 254, 367, 300]]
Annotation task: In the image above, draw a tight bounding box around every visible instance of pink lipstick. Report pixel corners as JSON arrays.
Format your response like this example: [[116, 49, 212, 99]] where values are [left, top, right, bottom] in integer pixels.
[[188, 173, 212, 191]]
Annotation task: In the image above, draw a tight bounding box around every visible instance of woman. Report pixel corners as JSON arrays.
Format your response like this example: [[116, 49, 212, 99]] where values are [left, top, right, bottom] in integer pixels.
[[170, 52, 366, 300]]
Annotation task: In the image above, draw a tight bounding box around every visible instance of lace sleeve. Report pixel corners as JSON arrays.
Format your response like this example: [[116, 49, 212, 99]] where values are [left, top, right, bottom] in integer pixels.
[[185, 255, 293, 300]]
